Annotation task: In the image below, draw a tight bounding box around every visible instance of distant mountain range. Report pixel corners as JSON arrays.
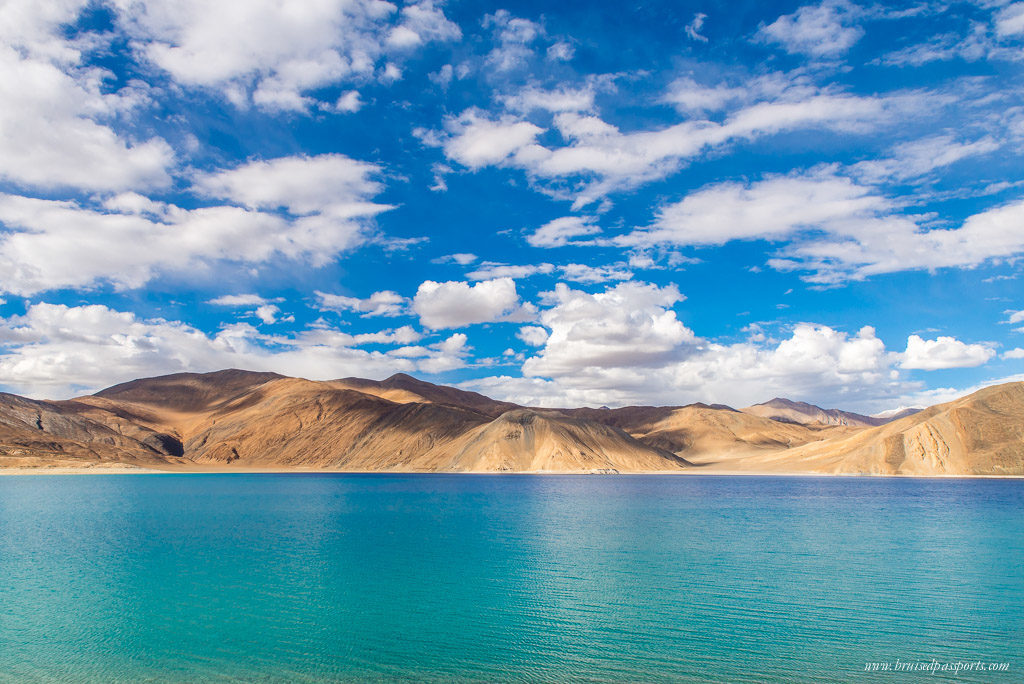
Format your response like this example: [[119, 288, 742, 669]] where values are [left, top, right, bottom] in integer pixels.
[[1, 370, 1021, 476], [741, 397, 922, 427]]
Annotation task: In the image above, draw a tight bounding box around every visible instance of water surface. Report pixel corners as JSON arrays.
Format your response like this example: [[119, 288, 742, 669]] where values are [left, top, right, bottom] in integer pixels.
[[0, 474, 1020, 682]]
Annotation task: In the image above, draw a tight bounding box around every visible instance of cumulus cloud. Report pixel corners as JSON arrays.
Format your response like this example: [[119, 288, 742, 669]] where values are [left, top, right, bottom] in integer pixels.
[[901, 335, 996, 370], [388, 1, 461, 48], [429, 84, 916, 207], [463, 260, 631, 284], [0, 3, 174, 192], [757, 0, 865, 57], [412, 277, 534, 329], [464, 285, 909, 410], [194, 154, 388, 215], [0, 155, 392, 295], [433, 252, 477, 265], [208, 294, 284, 324], [466, 263, 555, 280], [482, 10, 543, 71], [995, 3, 1024, 37], [523, 281, 696, 378], [436, 109, 544, 169], [1002, 348, 1024, 360], [335, 90, 363, 113], [0, 303, 463, 398], [628, 172, 884, 246], [623, 170, 1024, 284], [546, 41, 574, 61], [456, 281, 1001, 411], [252, 305, 279, 324], [109, 0, 459, 112], [316, 290, 409, 318], [559, 263, 633, 283], [208, 294, 274, 307], [516, 326, 549, 347], [527, 216, 601, 247], [500, 85, 597, 114]]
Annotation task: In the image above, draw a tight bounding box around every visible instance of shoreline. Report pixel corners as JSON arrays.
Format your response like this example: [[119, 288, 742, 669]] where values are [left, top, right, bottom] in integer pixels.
[[2, 465, 1023, 479]]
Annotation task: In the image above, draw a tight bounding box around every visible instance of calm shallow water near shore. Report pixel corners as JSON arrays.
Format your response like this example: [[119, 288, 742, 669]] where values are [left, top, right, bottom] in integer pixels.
[[0, 474, 1020, 682]]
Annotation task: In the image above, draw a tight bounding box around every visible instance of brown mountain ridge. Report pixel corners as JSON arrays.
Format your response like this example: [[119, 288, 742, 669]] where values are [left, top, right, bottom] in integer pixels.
[[1, 370, 1021, 476]]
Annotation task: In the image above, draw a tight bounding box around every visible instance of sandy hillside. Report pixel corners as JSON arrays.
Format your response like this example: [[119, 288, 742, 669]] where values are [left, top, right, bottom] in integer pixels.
[[722, 383, 1024, 476], [2, 370, 1021, 475]]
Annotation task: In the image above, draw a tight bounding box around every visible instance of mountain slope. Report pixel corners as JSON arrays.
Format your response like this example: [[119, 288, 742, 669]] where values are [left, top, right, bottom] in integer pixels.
[[0, 392, 187, 468], [447, 409, 691, 472], [2, 370, 1022, 475], [731, 382, 1024, 476], [742, 397, 886, 427], [7, 372, 684, 472], [178, 379, 685, 472], [333, 372, 519, 418]]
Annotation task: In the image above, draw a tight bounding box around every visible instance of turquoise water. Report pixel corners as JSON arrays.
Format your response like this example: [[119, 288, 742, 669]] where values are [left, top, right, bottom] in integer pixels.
[[0, 475, 1021, 682]]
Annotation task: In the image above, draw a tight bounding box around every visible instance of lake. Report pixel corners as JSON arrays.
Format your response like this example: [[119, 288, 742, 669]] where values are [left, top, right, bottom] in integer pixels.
[[0, 474, 1020, 682]]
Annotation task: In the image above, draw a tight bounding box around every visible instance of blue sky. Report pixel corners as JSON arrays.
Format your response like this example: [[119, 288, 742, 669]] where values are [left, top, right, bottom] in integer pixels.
[[1, 0, 1023, 411]]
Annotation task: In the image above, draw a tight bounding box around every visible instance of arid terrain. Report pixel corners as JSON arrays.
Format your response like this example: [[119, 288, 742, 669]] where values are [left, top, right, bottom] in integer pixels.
[[1, 370, 1021, 476]]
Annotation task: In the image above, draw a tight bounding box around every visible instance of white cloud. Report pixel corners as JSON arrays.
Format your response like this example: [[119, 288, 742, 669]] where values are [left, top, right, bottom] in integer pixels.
[[901, 335, 996, 370], [851, 134, 1000, 184], [516, 326, 549, 347], [546, 41, 574, 61], [466, 263, 555, 280], [194, 154, 387, 216], [686, 13, 709, 42], [335, 90, 363, 113], [208, 294, 272, 307], [780, 196, 1024, 283], [464, 282, 909, 410], [0, 4, 174, 193], [388, 1, 461, 48], [434, 252, 477, 265], [501, 85, 596, 114], [482, 10, 543, 71], [527, 216, 601, 247], [1003, 348, 1024, 359], [0, 156, 392, 295], [523, 282, 695, 378], [254, 305, 280, 325], [208, 294, 283, 324], [439, 109, 545, 169], [380, 62, 403, 83], [663, 78, 746, 115], [1004, 309, 1024, 325], [413, 277, 533, 329], [996, 3, 1024, 37], [560, 263, 633, 284], [316, 290, 409, 318], [0, 303, 463, 398], [628, 172, 884, 246], [109, 0, 459, 112], [757, 0, 865, 57], [431, 85, 915, 207], [624, 170, 1024, 284]]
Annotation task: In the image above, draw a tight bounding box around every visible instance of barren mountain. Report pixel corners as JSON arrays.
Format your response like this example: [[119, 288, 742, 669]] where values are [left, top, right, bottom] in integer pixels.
[[0, 392, 187, 469], [726, 382, 1024, 476], [333, 372, 519, 418], [1, 370, 1021, 476], [0, 371, 686, 473], [742, 397, 887, 427]]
